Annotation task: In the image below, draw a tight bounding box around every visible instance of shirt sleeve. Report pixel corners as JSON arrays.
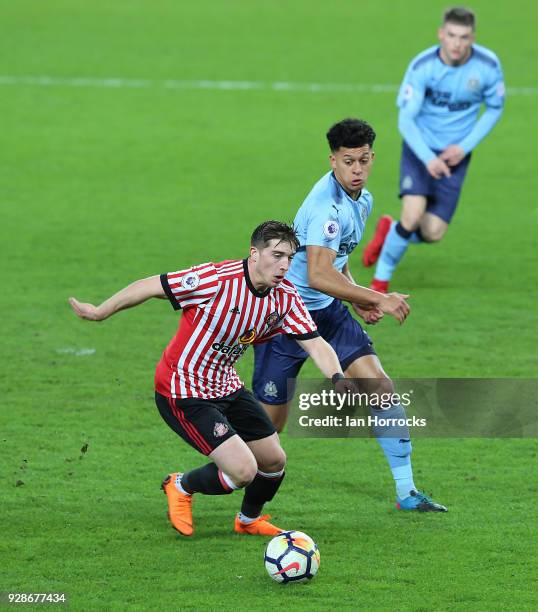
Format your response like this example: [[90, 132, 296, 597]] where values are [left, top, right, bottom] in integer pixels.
[[304, 200, 341, 253], [397, 63, 437, 165], [275, 289, 319, 340], [459, 61, 505, 154], [160, 262, 219, 311], [483, 59, 505, 110]]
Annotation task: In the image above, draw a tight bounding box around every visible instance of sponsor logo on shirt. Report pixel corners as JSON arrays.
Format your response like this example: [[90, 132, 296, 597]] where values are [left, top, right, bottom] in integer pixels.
[[181, 271, 200, 290], [239, 328, 257, 344], [211, 341, 249, 357], [323, 219, 340, 239], [211, 328, 257, 357], [425, 87, 471, 111]]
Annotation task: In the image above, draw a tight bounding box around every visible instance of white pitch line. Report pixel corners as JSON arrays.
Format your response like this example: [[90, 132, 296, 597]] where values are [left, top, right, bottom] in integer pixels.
[[56, 347, 96, 356], [0, 75, 536, 96]]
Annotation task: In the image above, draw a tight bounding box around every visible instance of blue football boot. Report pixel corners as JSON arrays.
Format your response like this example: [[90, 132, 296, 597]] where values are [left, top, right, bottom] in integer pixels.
[[397, 490, 447, 512]]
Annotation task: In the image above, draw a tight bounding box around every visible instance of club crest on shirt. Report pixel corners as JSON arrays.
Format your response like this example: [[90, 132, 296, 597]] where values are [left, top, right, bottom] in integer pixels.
[[265, 311, 280, 329], [213, 422, 229, 437], [263, 381, 278, 398], [239, 328, 257, 344], [181, 271, 200, 290], [323, 219, 339, 240], [466, 77, 481, 93]]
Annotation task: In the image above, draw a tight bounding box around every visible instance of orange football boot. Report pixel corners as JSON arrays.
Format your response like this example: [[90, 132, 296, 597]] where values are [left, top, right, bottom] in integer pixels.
[[362, 214, 393, 267], [234, 514, 284, 536], [161, 473, 194, 536]]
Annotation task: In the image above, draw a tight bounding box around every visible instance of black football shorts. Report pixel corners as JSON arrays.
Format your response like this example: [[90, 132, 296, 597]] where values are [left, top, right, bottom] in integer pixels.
[[155, 387, 276, 456]]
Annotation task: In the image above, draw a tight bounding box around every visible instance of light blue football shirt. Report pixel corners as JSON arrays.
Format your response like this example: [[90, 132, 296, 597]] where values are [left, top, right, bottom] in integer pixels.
[[286, 171, 373, 310], [398, 44, 505, 164]]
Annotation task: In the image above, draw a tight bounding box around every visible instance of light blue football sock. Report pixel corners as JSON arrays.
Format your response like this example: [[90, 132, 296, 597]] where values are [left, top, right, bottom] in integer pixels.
[[370, 403, 416, 499], [374, 222, 411, 281]]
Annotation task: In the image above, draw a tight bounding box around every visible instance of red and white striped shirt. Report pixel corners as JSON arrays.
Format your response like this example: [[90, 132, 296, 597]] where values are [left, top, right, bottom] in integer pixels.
[[155, 259, 318, 399]]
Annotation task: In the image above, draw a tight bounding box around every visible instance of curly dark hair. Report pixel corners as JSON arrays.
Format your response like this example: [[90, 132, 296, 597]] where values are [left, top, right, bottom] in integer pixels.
[[250, 220, 300, 252], [326, 118, 376, 152]]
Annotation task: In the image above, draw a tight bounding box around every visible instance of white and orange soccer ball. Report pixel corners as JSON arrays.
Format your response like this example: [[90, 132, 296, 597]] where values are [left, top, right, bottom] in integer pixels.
[[264, 531, 320, 583]]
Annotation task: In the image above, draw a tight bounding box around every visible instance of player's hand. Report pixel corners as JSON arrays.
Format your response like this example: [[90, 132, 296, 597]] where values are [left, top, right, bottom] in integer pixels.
[[378, 292, 410, 324], [439, 144, 465, 167], [351, 303, 384, 325], [69, 297, 104, 321], [334, 377, 357, 397], [426, 157, 451, 179]]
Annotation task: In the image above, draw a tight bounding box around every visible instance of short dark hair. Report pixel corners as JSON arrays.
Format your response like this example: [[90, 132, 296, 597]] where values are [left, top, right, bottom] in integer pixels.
[[250, 220, 300, 252], [443, 6, 476, 30], [326, 118, 376, 152]]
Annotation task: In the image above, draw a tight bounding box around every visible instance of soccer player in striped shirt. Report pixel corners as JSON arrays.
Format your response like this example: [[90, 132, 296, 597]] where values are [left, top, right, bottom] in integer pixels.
[[69, 221, 352, 537], [363, 7, 505, 292]]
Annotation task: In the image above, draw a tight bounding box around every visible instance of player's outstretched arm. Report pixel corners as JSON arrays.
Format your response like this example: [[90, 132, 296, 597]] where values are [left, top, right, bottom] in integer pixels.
[[457, 105, 504, 157], [297, 336, 342, 378], [307, 246, 411, 324], [69, 275, 166, 322], [297, 336, 354, 394]]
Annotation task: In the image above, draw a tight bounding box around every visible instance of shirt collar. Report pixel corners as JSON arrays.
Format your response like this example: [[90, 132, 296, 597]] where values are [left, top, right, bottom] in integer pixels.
[[330, 171, 362, 203], [242, 259, 271, 298]]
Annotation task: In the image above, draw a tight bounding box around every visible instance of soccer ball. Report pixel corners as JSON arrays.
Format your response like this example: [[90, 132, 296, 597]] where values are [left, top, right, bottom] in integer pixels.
[[264, 531, 320, 583]]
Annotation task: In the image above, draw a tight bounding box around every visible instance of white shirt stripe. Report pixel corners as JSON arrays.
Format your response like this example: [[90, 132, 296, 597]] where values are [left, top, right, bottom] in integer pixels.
[[155, 260, 317, 399]]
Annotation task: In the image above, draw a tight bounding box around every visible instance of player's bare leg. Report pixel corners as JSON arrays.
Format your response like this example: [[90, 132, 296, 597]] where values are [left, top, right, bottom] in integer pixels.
[[370, 195, 428, 293], [261, 402, 290, 433], [345, 354, 446, 511], [419, 212, 448, 242], [209, 435, 258, 486], [344, 353, 392, 386], [247, 433, 286, 474], [400, 194, 428, 232], [344, 353, 397, 414]]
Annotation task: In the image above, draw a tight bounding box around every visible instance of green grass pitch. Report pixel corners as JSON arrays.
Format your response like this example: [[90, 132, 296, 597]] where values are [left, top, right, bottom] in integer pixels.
[[1, 1, 537, 609]]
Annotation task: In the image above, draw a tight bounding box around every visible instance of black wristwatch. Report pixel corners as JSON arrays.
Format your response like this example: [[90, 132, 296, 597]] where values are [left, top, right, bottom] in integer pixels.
[[331, 373, 345, 384]]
